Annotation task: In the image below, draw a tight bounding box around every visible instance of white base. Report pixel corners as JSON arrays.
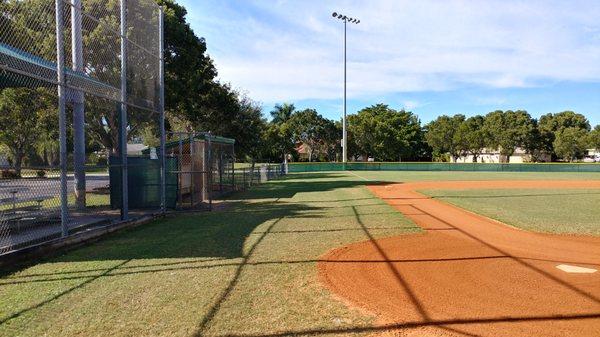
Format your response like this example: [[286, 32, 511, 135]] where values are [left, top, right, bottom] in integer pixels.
[[556, 264, 597, 274]]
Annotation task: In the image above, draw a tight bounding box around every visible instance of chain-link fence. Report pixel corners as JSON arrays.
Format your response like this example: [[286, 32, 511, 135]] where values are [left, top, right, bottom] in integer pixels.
[[0, 1, 286, 257], [0, 0, 165, 255]]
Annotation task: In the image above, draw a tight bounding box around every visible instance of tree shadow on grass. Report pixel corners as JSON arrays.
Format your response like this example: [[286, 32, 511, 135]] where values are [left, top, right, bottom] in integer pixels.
[[0, 173, 379, 325], [48, 174, 378, 263], [0, 172, 398, 332], [235, 172, 380, 200], [3, 172, 377, 266]]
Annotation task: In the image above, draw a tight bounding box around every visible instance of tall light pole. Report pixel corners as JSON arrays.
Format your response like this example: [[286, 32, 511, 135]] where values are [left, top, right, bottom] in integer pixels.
[[331, 12, 359, 164]]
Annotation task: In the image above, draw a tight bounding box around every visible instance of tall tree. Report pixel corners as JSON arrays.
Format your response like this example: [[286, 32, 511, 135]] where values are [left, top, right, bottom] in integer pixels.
[[320, 120, 342, 161], [270, 103, 296, 125], [553, 127, 589, 162], [287, 109, 335, 162], [425, 114, 466, 162], [589, 125, 600, 150], [538, 111, 590, 159], [0, 88, 53, 175], [263, 121, 295, 163], [483, 110, 535, 163], [455, 115, 487, 162], [227, 94, 266, 162], [348, 104, 422, 161], [157, 0, 218, 126]]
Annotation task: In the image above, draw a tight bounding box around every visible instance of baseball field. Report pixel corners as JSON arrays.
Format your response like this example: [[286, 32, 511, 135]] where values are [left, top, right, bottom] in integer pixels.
[[1, 171, 599, 336]]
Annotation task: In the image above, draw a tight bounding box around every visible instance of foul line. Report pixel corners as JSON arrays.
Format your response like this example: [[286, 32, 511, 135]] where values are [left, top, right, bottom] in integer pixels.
[[346, 170, 370, 181]]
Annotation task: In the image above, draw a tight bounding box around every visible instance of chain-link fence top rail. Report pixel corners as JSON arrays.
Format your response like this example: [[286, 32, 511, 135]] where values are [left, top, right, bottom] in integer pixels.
[[0, 0, 161, 112]]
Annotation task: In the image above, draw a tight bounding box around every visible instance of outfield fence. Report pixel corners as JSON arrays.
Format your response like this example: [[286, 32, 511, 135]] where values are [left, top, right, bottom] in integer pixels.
[[288, 162, 600, 173]]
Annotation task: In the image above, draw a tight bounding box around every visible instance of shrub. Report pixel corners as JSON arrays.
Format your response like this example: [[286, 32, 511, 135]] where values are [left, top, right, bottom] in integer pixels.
[[87, 152, 99, 165]]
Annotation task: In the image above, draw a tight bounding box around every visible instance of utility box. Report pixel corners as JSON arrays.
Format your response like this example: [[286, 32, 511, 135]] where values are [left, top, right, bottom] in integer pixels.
[[109, 156, 179, 209]]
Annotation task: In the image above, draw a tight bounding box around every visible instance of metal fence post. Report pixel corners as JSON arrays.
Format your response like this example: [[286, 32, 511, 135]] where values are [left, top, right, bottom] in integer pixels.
[[207, 135, 212, 211], [189, 133, 194, 207], [55, 0, 69, 237], [242, 167, 246, 190], [119, 0, 128, 220], [158, 6, 166, 212], [178, 134, 182, 207], [71, 0, 86, 210]]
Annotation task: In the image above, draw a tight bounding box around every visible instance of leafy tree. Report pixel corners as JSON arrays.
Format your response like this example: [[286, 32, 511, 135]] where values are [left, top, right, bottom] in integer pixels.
[[286, 109, 338, 162], [270, 103, 296, 124], [425, 114, 466, 162], [262, 121, 295, 163], [553, 127, 589, 162], [483, 110, 535, 163], [0, 0, 222, 155], [139, 126, 160, 148], [0, 88, 54, 175], [156, 0, 218, 126], [520, 119, 549, 162], [455, 115, 487, 162], [348, 104, 422, 161], [35, 90, 60, 166], [160, 77, 265, 162], [320, 120, 341, 161], [227, 94, 266, 162], [539, 111, 590, 159], [589, 125, 600, 150]]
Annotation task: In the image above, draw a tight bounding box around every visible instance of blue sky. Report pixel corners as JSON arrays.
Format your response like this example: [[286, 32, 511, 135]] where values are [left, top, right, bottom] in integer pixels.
[[178, 0, 600, 126]]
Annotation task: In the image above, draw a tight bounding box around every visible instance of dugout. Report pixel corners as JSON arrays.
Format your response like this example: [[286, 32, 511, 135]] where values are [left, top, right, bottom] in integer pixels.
[[146, 132, 236, 209]]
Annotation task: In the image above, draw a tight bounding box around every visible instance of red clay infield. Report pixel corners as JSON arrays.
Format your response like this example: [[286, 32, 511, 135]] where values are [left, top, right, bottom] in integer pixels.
[[318, 180, 600, 337]]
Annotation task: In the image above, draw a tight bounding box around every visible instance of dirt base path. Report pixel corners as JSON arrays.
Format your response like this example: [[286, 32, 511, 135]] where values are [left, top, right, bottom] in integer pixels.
[[318, 180, 600, 337]]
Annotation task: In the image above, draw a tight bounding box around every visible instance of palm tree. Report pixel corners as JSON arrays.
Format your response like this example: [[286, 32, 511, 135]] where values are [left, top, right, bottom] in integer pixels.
[[270, 103, 295, 124]]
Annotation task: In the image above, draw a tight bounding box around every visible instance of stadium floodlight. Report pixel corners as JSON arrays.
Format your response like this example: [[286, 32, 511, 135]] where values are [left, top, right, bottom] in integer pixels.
[[330, 12, 360, 164]]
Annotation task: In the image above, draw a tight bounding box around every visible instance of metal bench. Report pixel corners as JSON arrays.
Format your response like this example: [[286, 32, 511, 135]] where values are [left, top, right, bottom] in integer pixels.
[[0, 194, 56, 232]]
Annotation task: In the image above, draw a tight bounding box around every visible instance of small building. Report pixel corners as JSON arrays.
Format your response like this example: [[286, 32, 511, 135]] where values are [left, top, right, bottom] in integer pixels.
[[157, 133, 235, 208], [111, 133, 235, 210], [295, 143, 309, 161], [455, 147, 551, 163], [588, 149, 600, 157]]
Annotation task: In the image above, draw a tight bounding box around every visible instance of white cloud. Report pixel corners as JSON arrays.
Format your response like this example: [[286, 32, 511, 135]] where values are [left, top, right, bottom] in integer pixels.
[[184, 0, 600, 103]]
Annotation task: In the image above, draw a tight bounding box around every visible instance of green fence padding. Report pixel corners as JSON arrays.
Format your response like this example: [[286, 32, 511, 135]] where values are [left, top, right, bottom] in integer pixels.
[[287, 162, 600, 173], [109, 156, 178, 209]]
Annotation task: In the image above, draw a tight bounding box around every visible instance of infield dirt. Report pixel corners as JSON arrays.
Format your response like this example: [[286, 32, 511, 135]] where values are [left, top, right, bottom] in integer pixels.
[[318, 180, 600, 337]]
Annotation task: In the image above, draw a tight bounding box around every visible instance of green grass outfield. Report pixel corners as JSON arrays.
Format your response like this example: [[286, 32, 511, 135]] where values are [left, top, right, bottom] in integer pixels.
[[421, 188, 600, 235], [1, 170, 599, 336]]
